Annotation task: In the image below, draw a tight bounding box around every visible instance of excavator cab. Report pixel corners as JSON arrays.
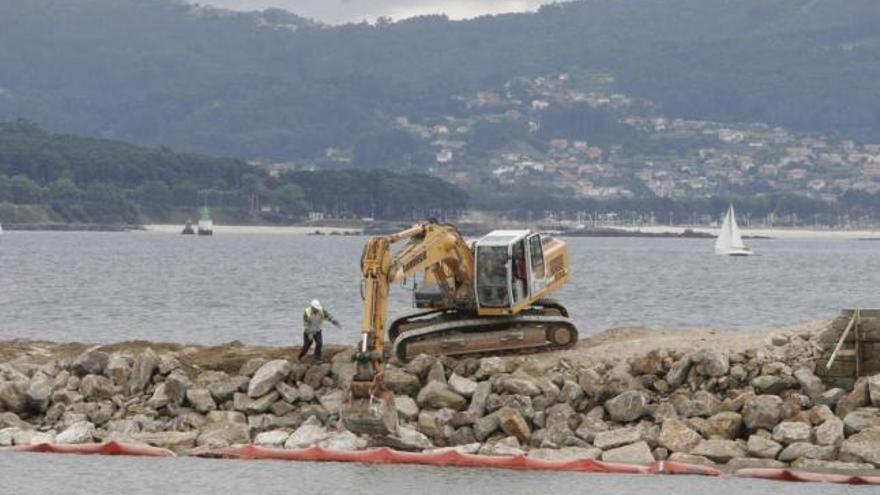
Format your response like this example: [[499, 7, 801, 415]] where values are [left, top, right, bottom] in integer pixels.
[[474, 230, 554, 312]]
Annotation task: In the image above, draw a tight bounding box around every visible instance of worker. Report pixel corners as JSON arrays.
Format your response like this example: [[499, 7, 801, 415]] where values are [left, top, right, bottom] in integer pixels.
[[298, 299, 341, 363]]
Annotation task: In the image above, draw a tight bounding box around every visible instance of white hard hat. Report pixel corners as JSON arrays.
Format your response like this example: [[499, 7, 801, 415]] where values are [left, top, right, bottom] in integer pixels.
[[310, 299, 323, 311]]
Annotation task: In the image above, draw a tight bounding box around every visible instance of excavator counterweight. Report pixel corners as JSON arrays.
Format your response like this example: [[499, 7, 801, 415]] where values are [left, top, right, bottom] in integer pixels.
[[341, 221, 578, 435]]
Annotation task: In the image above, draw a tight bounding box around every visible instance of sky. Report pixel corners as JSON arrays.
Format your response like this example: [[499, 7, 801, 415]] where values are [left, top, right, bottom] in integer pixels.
[[195, 1, 555, 24]]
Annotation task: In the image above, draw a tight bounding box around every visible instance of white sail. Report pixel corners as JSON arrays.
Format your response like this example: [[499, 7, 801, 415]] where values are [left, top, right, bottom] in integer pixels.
[[715, 205, 750, 255]]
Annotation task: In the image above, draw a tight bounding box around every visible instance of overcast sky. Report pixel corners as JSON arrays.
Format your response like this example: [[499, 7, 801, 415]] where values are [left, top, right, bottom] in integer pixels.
[[196, 1, 554, 24]]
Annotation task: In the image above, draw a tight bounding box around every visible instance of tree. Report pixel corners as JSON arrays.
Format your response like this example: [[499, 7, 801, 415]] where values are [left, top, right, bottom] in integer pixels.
[[271, 184, 307, 216], [8, 175, 43, 204]]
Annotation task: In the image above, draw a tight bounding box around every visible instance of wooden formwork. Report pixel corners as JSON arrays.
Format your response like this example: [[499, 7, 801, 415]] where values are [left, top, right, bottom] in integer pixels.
[[816, 309, 880, 387]]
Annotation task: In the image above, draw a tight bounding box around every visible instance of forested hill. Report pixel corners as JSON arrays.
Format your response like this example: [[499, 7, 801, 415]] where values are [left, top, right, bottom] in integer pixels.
[[0, 121, 468, 224], [0, 0, 878, 162]]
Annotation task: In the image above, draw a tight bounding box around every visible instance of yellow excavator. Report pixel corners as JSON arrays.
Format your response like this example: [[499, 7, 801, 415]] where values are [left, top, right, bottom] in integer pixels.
[[342, 221, 578, 435]]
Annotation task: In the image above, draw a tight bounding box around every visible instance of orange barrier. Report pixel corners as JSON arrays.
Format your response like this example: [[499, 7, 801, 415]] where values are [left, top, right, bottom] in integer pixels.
[[0, 440, 175, 457], [736, 468, 880, 485], [192, 444, 722, 477]]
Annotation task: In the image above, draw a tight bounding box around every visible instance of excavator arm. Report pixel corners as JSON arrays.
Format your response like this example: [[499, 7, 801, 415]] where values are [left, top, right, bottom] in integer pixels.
[[343, 222, 474, 435]]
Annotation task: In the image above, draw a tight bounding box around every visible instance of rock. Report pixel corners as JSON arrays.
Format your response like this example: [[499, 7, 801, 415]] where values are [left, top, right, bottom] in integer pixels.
[[186, 388, 217, 413], [752, 375, 785, 395], [319, 430, 367, 451], [747, 434, 783, 459], [275, 382, 300, 403], [303, 363, 332, 389], [498, 407, 531, 444], [658, 419, 702, 453], [0, 427, 18, 446], [71, 349, 109, 376], [238, 391, 280, 415], [843, 408, 880, 434], [594, 427, 642, 450], [383, 368, 421, 396], [777, 442, 835, 462], [742, 395, 783, 431], [197, 422, 251, 448], [792, 458, 876, 472], [254, 430, 290, 447], [528, 446, 602, 461], [104, 354, 131, 387], [426, 443, 481, 455], [693, 349, 729, 377], [405, 354, 437, 378], [147, 383, 171, 409], [448, 374, 477, 397], [394, 395, 420, 421], [55, 421, 95, 444], [601, 441, 654, 465], [837, 378, 869, 418], [575, 416, 609, 443], [667, 452, 715, 466], [477, 357, 511, 378], [0, 412, 32, 430], [131, 431, 199, 450], [128, 348, 159, 395], [25, 377, 53, 413], [603, 366, 637, 396], [385, 426, 433, 451], [772, 421, 812, 445], [559, 380, 584, 403], [701, 412, 743, 440], [683, 391, 723, 418], [157, 354, 182, 375], [473, 413, 500, 441], [318, 390, 343, 414], [727, 458, 787, 469], [794, 368, 825, 399], [284, 416, 329, 448], [478, 436, 524, 457], [864, 375, 880, 407], [450, 426, 476, 445], [814, 418, 844, 447], [426, 361, 447, 384], [79, 374, 115, 401], [807, 404, 836, 425], [497, 376, 541, 396], [13, 430, 55, 445], [206, 410, 247, 424], [605, 390, 648, 422], [297, 383, 315, 402], [840, 427, 880, 465], [416, 382, 466, 410], [164, 373, 189, 405], [691, 439, 746, 463], [468, 381, 491, 416], [666, 357, 692, 388], [816, 388, 846, 408], [207, 377, 249, 403], [0, 381, 28, 413], [577, 368, 603, 397], [88, 401, 114, 426], [330, 361, 355, 390], [248, 360, 291, 398]]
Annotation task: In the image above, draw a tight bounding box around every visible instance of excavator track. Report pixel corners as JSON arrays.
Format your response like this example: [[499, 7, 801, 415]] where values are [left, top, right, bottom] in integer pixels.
[[391, 313, 578, 362]]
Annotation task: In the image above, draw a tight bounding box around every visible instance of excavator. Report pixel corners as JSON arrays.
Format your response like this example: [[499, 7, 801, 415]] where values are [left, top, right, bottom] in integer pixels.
[[342, 221, 579, 435]]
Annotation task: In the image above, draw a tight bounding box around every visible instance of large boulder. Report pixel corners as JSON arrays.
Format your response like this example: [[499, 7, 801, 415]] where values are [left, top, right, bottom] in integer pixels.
[[207, 376, 249, 403], [383, 426, 433, 451], [691, 439, 746, 463], [528, 447, 602, 461], [394, 395, 420, 421], [496, 376, 542, 397], [476, 357, 512, 378], [777, 442, 835, 462], [794, 368, 825, 399], [498, 407, 531, 444], [478, 436, 524, 457], [868, 374, 880, 407], [254, 430, 290, 447], [843, 408, 880, 434], [701, 412, 743, 440], [131, 432, 199, 451], [197, 422, 251, 448], [416, 382, 467, 410], [600, 441, 654, 465], [0, 381, 28, 413], [604, 390, 648, 422], [78, 375, 115, 401], [284, 416, 329, 448], [104, 354, 132, 387], [772, 421, 812, 445], [792, 458, 876, 472], [840, 427, 880, 466], [473, 412, 500, 441], [658, 419, 702, 453], [186, 388, 217, 413], [448, 374, 477, 397], [25, 377, 53, 413], [383, 368, 421, 396], [742, 395, 783, 431], [815, 417, 845, 446], [71, 350, 109, 376], [55, 421, 95, 444], [318, 431, 367, 451], [303, 363, 332, 389], [248, 360, 291, 398], [594, 427, 642, 450], [692, 349, 729, 377], [129, 348, 159, 395], [468, 381, 492, 416], [666, 357, 692, 388]]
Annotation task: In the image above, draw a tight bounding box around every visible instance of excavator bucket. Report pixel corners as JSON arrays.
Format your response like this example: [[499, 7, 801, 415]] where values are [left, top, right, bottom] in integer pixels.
[[342, 381, 399, 436]]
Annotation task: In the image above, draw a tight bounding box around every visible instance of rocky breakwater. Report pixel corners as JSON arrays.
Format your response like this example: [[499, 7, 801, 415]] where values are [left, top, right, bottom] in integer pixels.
[[1, 324, 880, 475]]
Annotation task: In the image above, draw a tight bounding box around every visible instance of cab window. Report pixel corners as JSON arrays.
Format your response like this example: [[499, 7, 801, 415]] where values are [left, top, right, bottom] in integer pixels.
[[476, 246, 509, 307], [528, 234, 545, 279]]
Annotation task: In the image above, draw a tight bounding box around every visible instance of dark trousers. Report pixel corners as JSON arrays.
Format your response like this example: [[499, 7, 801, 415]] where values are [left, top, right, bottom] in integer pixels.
[[298, 331, 323, 361]]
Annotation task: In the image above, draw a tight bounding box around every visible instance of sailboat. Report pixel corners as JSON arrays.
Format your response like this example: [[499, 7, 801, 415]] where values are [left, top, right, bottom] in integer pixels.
[[197, 206, 213, 236], [715, 205, 754, 256]]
